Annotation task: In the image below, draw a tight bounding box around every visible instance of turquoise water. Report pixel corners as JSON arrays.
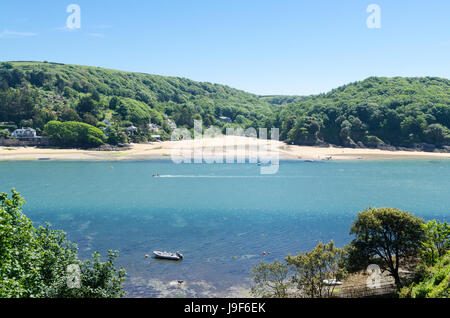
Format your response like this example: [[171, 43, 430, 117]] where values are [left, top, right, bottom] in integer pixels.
[[0, 160, 449, 297]]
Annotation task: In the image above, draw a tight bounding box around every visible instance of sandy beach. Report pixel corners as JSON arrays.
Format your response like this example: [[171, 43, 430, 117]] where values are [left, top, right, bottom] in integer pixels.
[[1, 136, 449, 162]]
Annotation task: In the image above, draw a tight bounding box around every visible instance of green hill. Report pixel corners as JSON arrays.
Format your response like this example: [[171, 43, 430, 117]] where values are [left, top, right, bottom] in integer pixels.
[[0, 61, 449, 149], [278, 77, 450, 148], [0, 61, 275, 144]]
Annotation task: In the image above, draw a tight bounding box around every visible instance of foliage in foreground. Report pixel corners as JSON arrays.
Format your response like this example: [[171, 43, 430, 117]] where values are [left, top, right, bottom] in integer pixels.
[[420, 220, 450, 267], [250, 260, 290, 298], [349, 207, 426, 288], [399, 251, 450, 298], [399, 221, 450, 298], [0, 189, 126, 298], [250, 208, 448, 298], [285, 241, 347, 298], [251, 241, 346, 298]]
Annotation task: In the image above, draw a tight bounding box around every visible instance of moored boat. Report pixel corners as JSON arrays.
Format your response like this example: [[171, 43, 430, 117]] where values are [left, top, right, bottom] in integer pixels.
[[153, 251, 183, 261]]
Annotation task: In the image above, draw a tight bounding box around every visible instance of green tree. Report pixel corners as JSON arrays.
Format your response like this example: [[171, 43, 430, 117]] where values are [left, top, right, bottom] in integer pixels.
[[420, 220, 450, 266], [285, 241, 346, 298], [287, 116, 321, 145], [76, 95, 99, 115], [44, 121, 106, 148], [350, 207, 427, 288], [399, 251, 450, 298], [0, 129, 9, 138], [250, 260, 290, 298], [60, 107, 81, 122], [0, 88, 38, 124], [107, 123, 128, 145], [0, 189, 126, 298], [424, 124, 449, 145]]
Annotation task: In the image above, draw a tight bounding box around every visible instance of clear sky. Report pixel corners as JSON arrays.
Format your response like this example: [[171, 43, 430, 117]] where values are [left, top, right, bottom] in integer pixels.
[[0, 0, 449, 95]]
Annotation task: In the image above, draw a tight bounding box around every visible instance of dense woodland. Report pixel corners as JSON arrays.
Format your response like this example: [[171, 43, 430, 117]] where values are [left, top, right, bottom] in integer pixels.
[[0, 61, 449, 149]]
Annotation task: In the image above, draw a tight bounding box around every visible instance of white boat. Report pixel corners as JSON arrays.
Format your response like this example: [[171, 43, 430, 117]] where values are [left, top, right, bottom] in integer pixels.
[[153, 251, 183, 261], [323, 279, 342, 286]]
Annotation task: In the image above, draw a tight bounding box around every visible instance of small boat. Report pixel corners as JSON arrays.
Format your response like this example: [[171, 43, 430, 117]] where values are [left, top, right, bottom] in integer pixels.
[[152, 174, 160, 177], [153, 251, 183, 261], [323, 279, 342, 286]]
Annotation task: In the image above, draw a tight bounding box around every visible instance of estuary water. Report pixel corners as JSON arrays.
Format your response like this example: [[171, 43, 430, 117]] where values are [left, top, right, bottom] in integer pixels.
[[0, 159, 449, 297]]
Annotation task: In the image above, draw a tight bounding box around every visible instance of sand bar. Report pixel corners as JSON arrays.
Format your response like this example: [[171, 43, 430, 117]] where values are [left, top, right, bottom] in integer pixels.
[[1, 136, 449, 162]]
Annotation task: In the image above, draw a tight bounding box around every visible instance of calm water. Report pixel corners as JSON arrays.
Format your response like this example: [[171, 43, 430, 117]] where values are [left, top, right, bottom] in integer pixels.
[[0, 160, 449, 297]]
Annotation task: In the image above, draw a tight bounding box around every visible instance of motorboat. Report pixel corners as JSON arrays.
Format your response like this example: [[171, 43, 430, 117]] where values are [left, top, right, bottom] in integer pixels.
[[153, 251, 183, 261], [323, 279, 342, 286]]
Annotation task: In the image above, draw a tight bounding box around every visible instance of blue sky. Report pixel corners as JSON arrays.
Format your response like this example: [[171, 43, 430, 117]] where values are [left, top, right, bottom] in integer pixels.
[[0, 0, 449, 95]]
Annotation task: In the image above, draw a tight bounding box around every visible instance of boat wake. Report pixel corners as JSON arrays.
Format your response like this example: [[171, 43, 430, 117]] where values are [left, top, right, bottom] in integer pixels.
[[157, 175, 314, 178]]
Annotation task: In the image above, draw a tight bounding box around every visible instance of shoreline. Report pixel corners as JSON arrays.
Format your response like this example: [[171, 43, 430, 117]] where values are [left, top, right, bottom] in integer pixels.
[[1, 136, 450, 162]]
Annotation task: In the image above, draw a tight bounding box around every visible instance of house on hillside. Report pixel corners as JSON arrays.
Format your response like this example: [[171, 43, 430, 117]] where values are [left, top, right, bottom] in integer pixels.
[[218, 116, 232, 123], [1, 127, 49, 146], [167, 119, 177, 130], [125, 125, 138, 135], [149, 123, 159, 133], [11, 127, 37, 138], [150, 134, 162, 141]]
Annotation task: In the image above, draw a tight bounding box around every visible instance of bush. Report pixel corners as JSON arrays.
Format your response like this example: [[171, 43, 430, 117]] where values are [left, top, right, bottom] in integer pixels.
[[400, 252, 450, 298], [0, 129, 9, 138], [0, 189, 126, 298], [44, 120, 106, 148]]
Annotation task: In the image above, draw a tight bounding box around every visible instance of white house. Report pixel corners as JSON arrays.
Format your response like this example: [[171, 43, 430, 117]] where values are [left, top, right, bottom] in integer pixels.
[[149, 123, 159, 133], [125, 125, 138, 135], [167, 119, 177, 130], [151, 134, 162, 141], [11, 127, 37, 138], [218, 116, 232, 123]]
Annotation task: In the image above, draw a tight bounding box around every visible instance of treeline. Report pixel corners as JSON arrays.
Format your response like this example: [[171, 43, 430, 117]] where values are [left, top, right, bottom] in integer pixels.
[[250, 208, 449, 298], [0, 61, 275, 147], [0, 61, 449, 149], [276, 77, 450, 149]]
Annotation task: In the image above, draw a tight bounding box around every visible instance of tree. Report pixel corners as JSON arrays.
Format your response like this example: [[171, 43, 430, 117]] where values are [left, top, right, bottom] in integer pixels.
[[399, 251, 450, 298], [350, 208, 427, 288], [250, 260, 290, 298], [420, 220, 450, 266], [0, 129, 9, 138], [43, 250, 126, 298], [76, 95, 98, 115], [424, 124, 449, 145], [0, 88, 38, 124], [82, 113, 98, 126], [287, 116, 321, 145], [107, 123, 128, 145], [60, 107, 81, 122], [44, 121, 106, 148], [0, 189, 126, 298], [285, 241, 346, 298]]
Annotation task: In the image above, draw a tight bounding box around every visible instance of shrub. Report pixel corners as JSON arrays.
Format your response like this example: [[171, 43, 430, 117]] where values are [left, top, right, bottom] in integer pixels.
[[0, 189, 126, 298], [44, 120, 106, 148]]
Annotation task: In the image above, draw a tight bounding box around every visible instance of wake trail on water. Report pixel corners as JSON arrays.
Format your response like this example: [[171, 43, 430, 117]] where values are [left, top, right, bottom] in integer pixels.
[[157, 175, 315, 178]]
